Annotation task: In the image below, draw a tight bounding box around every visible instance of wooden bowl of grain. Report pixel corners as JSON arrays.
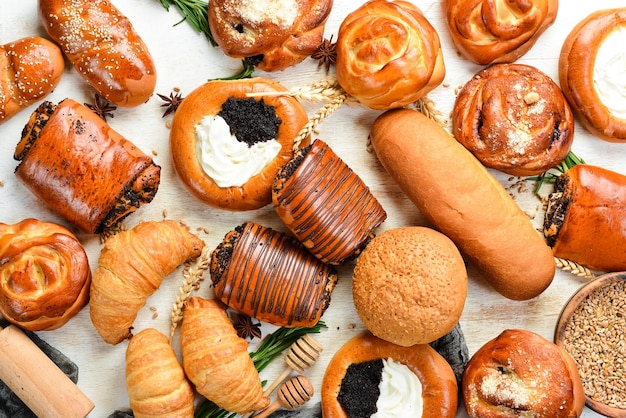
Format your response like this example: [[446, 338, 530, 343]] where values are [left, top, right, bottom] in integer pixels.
[[555, 271, 626, 418]]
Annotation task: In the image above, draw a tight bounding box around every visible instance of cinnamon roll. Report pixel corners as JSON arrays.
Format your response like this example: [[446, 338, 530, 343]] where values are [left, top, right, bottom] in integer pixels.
[[0, 219, 91, 331], [443, 0, 558, 65], [452, 63, 574, 176], [336, 0, 445, 110]]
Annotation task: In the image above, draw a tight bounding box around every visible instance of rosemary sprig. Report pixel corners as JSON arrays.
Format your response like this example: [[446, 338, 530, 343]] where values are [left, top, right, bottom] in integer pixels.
[[158, 0, 217, 46], [194, 321, 327, 418], [529, 151, 587, 194], [214, 60, 256, 81]]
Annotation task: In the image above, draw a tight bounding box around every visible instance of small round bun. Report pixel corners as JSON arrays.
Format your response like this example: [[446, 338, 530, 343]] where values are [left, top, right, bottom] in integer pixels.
[[559, 8, 626, 142], [170, 78, 309, 211], [463, 329, 585, 418], [452, 63, 574, 176], [208, 0, 333, 72], [321, 332, 457, 418], [352, 226, 467, 346], [336, 0, 445, 110]]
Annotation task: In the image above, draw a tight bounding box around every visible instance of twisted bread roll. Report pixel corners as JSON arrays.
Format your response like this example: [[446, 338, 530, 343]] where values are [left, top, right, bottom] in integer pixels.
[[336, 0, 445, 110], [180, 297, 269, 414], [90, 220, 204, 344], [443, 0, 557, 65], [0, 37, 64, 124], [452, 63, 574, 176], [0, 218, 91, 331], [39, 0, 156, 107], [208, 0, 333, 72], [126, 328, 195, 418]]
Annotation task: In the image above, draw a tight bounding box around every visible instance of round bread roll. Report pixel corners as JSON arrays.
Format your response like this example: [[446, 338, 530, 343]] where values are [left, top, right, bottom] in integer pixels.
[[0, 218, 91, 331], [352, 226, 467, 347], [208, 0, 333, 72], [463, 329, 585, 418], [170, 78, 309, 211], [321, 331, 457, 418], [336, 0, 445, 110], [452, 63, 575, 176], [559, 8, 626, 142], [443, 0, 558, 65]]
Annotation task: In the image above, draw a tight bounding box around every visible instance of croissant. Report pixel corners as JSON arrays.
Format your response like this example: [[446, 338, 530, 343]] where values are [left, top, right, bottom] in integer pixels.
[[180, 297, 269, 414], [90, 220, 204, 344], [126, 328, 195, 418], [0, 36, 64, 124], [38, 0, 156, 107], [0, 218, 91, 331]]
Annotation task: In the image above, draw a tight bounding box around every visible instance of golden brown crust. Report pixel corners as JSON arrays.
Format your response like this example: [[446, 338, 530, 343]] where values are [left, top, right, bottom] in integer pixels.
[[369, 108, 555, 300], [0, 218, 91, 331], [336, 0, 445, 110], [14, 99, 161, 234], [452, 63, 575, 176], [462, 329, 585, 418], [352, 226, 467, 346], [443, 0, 558, 65], [321, 332, 458, 418], [559, 8, 626, 142], [38, 0, 156, 107], [170, 77, 309, 211], [0, 37, 64, 124], [208, 0, 333, 71], [126, 328, 195, 418]]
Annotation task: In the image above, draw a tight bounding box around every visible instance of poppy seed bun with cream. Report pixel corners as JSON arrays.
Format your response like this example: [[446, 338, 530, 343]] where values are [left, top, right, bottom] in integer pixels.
[[169, 78, 309, 211], [352, 226, 467, 347]]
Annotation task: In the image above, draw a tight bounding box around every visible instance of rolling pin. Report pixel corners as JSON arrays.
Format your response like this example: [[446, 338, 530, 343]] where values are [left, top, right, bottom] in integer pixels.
[[0, 324, 94, 417]]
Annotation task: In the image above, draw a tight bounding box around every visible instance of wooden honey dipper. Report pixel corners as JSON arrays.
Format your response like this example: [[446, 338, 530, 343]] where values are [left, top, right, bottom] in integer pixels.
[[252, 375, 314, 418]]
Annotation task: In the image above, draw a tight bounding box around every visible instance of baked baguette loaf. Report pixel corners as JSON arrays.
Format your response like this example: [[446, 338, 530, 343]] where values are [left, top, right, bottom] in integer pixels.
[[462, 329, 585, 418], [443, 0, 558, 65], [336, 0, 445, 110], [38, 0, 156, 107], [321, 332, 457, 418], [0, 36, 64, 124], [14, 99, 161, 234], [126, 328, 195, 418], [90, 220, 204, 344], [544, 164, 626, 271], [170, 78, 309, 211], [452, 63, 574, 176], [208, 0, 333, 72], [0, 218, 91, 331], [180, 297, 269, 414], [210, 221, 337, 327], [559, 8, 626, 142], [369, 109, 555, 300], [273, 139, 387, 265]]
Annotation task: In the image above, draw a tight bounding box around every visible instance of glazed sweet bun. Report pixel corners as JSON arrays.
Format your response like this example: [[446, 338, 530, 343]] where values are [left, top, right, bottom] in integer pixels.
[[352, 226, 467, 347], [443, 0, 558, 65], [170, 77, 309, 211], [321, 331, 458, 418], [335, 0, 445, 110], [208, 0, 333, 72], [463, 329, 585, 418], [559, 8, 626, 142], [452, 63, 575, 176]]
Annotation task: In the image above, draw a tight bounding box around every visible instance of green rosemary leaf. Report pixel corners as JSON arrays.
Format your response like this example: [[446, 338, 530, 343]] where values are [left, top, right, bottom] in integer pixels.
[[214, 60, 256, 81], [157, 0, 217, 46], [528, 151, 587, 194]]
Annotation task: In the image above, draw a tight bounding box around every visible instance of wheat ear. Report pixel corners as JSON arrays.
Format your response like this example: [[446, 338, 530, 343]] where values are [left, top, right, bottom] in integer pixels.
[[555, 257, 596, 280], [169, 245, 211, 344], [293, 92, 350, 149], [246, 77, 346, 103]]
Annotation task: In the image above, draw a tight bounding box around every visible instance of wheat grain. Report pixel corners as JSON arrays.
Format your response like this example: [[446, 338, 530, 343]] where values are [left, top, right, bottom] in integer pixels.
[[555, 257, 596, 279]]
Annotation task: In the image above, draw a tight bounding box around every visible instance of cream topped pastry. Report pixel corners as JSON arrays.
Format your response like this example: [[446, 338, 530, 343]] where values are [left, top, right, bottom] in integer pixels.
[[593, 26, 626, 120]]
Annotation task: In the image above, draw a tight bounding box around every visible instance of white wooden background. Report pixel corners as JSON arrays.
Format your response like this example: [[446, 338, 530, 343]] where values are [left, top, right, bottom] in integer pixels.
[[1, 1, 623, 417]]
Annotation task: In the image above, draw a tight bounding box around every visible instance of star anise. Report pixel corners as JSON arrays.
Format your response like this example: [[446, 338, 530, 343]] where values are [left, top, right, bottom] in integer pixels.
[[84, 93, 116, 122], [311, 35, 337, 73], [157, 90, 184, 118], [233, 313, 262, 341]]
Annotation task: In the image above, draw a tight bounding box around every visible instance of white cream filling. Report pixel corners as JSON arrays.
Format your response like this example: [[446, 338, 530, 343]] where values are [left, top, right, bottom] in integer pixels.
[[195, 115, 281, 188], [371, 358, 423, 417], [593, 26, 626, 120]]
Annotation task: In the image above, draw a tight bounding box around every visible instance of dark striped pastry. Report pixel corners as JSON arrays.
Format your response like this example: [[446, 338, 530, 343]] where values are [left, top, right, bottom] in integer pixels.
[[273, 139, 387, 265], [210, 222, 337, 327]]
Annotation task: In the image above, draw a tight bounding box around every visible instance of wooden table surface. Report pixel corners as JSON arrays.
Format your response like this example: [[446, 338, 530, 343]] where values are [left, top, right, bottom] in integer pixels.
[[0, 1, 622, 417]]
